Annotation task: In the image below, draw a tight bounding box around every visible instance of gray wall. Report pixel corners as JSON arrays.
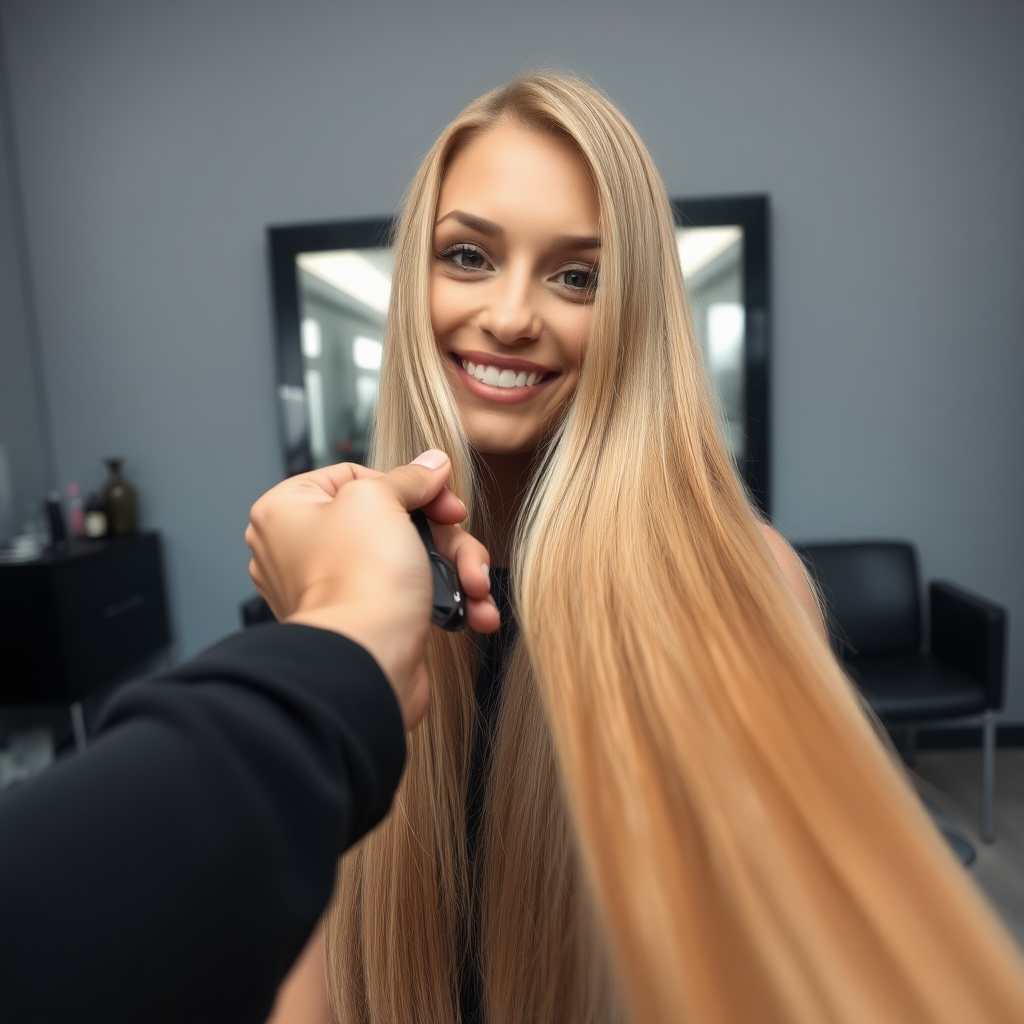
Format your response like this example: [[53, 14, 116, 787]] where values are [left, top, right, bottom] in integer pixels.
[[0, 26, 52, 542], [1, 0, 1022, 715]]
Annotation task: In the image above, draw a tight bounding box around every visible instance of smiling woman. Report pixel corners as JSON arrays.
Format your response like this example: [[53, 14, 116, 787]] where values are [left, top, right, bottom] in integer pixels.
[[267, 73, 1024, 1024]]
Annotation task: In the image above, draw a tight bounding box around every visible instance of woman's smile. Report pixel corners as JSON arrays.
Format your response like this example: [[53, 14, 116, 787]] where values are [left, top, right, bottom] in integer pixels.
[[449, 349, 559, 404]]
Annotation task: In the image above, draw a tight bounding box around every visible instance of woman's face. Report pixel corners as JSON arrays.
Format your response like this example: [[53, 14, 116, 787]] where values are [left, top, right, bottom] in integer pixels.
[[431, 124, 600, 456]]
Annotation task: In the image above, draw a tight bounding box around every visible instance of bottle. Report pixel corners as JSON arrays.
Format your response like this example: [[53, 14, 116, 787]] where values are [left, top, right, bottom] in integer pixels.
[[102, 458, 138, 536], [84, 492, 108, 538], [66, 483, 85, 538]]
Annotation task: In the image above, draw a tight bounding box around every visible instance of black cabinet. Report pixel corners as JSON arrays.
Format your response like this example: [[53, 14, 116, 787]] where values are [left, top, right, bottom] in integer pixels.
[[0, 533, 172, 716]]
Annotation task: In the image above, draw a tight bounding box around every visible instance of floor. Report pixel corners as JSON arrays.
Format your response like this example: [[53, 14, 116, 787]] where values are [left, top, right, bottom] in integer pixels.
[[911, 749, 1024, 947]]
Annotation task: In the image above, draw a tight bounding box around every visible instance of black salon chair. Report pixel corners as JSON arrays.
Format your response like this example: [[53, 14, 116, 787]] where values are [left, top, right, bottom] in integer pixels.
[[796, 541, 1006, 843], [240, 594, 275, 628]]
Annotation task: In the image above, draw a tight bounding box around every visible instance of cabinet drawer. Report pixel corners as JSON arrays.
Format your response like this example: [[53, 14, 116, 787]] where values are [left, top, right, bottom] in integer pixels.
[[62, 584, 170, 699], [53, 537, 163, 625]]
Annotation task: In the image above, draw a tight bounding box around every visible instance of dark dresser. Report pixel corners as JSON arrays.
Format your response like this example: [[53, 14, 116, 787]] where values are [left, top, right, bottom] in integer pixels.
[[0, 532, 172, 747]]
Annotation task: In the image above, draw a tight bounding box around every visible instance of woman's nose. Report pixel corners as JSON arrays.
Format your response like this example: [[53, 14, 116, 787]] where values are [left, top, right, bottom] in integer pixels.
[[477, 268, 542, 346]]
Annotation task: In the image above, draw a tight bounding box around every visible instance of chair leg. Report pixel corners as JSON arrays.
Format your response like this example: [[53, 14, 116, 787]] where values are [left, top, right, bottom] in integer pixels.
[[981, 709, 996, 844], [70, 701, 88, 753], [904, 723, 917, 766]]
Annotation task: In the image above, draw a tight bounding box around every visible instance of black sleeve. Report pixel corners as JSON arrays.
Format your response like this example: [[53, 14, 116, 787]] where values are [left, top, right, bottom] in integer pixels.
[[0, 623, 406, 1024]]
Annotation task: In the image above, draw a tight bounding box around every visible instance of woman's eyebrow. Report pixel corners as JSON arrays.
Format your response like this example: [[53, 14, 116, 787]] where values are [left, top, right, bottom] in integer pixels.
[[434, 211, 601, 251], [552, 233, 601, 250], [435, 210, 503, 237]]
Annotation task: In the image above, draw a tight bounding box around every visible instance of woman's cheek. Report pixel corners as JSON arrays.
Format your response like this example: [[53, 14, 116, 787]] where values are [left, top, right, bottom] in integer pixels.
[[429, 276, 465, 342], [551, 307, 592, 371]]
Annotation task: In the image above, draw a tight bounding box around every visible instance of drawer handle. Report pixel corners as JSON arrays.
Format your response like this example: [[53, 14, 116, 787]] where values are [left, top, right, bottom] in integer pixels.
[[104, 594, 145, 618]]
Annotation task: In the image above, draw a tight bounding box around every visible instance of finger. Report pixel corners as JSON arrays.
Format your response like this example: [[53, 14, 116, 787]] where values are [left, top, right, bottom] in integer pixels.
[[465, 595, 501, 634], [419, 486, 467, 525], [431, 522, 492, 600], [382, 450, 453, 511], [291, 461, 377, 500]]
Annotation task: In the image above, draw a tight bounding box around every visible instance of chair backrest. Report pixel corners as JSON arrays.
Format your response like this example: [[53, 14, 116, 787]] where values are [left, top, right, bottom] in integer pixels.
[[797, 542, 921, 658]]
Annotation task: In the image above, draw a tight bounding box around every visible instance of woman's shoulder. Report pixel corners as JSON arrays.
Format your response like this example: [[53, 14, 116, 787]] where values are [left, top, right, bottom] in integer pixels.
[[756, 523, 828, 644]]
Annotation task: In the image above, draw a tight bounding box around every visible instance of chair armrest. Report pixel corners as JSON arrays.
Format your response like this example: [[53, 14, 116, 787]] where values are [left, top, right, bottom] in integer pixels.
[[929, 581, 1006, 710]]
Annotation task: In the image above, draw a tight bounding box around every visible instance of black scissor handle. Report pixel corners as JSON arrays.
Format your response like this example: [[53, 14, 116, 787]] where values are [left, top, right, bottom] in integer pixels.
[[410, 509, 466, 631]]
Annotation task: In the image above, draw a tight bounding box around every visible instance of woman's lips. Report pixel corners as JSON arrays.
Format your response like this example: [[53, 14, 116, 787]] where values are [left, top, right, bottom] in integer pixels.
[[450, 353, 559, 405], [453, 349, 554, 375]]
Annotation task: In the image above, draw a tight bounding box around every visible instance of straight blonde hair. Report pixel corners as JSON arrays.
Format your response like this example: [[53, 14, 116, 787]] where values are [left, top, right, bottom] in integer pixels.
[[325, 72, 1024, 1023]]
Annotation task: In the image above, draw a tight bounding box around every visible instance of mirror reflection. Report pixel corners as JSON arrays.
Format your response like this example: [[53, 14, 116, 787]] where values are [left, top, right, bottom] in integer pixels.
[[294, 226, 744, 469]]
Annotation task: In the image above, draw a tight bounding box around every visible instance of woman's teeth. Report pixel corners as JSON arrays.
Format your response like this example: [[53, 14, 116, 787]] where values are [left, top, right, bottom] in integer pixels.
[[461, 359, 541, 389]]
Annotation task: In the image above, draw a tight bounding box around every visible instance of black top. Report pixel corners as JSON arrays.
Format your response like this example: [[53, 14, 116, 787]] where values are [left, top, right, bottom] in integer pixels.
[[460, 568, 516, 1024], [0, 623, 406, 1024]]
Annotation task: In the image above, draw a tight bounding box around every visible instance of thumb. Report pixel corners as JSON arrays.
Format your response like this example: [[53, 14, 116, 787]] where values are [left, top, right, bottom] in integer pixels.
[[383, 449, 453, 511]]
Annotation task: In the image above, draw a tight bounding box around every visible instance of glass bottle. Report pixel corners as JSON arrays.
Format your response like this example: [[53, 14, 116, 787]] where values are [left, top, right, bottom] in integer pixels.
[[103, 458, 137, 536]]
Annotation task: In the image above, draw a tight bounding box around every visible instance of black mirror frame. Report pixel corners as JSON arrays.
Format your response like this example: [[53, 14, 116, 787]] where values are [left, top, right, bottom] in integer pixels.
[[671, 195, 771, 514], [268, 194, 770, 513]]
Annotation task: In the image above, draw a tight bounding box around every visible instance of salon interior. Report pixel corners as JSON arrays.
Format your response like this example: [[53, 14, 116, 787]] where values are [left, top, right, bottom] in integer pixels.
[[1, 0, 1022, 950]]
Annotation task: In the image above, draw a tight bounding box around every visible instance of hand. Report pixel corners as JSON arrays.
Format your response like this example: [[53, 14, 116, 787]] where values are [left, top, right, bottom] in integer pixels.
[[244, 450, 499, 729]]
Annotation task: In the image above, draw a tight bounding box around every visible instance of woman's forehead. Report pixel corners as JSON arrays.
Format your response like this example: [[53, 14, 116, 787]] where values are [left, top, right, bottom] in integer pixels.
[[436, 125, 599, 241]]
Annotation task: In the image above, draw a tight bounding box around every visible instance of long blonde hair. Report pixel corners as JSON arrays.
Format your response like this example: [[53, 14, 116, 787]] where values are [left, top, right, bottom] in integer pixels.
[[325, 72, 1024, 1023]]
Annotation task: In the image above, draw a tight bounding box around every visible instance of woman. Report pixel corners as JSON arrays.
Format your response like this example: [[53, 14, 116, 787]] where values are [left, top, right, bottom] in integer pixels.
[[272, 73, 1024, 1024]]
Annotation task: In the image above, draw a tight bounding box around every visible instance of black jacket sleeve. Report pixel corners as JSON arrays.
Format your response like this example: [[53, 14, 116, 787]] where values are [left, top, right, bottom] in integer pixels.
[[0, 623, 406, 1024]]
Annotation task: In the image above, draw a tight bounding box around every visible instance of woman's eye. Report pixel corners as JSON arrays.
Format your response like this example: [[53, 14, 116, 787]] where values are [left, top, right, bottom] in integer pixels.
[[440, 244, 490, 271], [559, 267, 597, 292]]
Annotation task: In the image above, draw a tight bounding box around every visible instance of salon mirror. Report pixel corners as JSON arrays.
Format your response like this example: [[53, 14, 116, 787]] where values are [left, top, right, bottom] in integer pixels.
[[268, 196, 770, 511]]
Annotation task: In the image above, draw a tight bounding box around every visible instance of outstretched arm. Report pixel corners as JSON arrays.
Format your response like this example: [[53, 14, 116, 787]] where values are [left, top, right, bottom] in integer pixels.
[[0, 451, 495, 1024]]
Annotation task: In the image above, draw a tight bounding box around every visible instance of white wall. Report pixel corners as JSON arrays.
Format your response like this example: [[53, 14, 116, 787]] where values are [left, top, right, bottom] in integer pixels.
[[1, 0, 1022, 714]]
